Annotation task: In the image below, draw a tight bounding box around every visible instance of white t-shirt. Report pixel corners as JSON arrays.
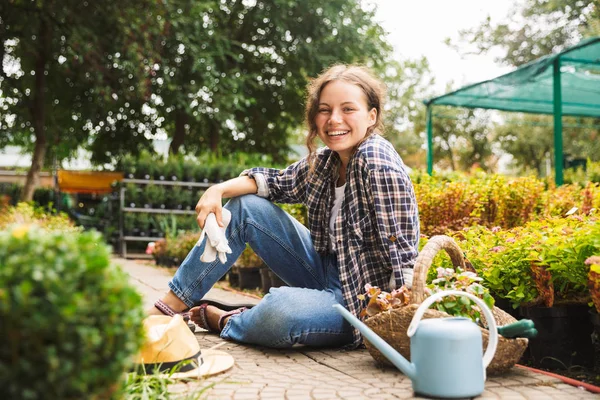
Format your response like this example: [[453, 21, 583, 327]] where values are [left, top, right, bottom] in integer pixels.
[[329, 184, 346, 251]]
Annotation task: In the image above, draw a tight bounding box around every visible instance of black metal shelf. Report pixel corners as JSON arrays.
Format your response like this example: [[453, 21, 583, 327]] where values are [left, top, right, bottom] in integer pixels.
[[122, 207, 196, 215], [122, 178, 212, 188], [123, 236, 165, 241], [119, 179, 213, 258]]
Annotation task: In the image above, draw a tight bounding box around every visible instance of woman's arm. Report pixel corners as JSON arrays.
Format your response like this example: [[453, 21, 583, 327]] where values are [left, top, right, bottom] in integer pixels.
[[195, 176, 258, 228]]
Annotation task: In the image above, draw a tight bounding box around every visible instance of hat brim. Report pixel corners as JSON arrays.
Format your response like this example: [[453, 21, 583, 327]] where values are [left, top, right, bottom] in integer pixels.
[[147, 349, 234, 380]]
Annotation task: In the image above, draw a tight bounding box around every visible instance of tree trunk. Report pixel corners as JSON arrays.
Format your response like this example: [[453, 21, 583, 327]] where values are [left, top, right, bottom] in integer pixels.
[[209, 119, 219, 153], [169, 110, 188, 155], [22, 17, 50, 202]]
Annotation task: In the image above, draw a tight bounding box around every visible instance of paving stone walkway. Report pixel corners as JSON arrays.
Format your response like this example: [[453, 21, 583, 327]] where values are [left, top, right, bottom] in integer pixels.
[[119, 257, 598, 399]]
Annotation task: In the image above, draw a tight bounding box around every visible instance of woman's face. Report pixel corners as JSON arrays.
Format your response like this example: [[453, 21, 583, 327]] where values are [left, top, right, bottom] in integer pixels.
[[315, 80, 377, 161]]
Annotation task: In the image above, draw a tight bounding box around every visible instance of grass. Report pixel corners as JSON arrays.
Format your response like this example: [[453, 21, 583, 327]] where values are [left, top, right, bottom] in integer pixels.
[[118, 361, 216, 400]]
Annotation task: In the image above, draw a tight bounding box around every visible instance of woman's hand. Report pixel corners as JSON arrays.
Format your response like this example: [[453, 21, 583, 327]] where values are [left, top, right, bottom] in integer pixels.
[[195, 185, 225, 229], [194, 176, 259, 229]]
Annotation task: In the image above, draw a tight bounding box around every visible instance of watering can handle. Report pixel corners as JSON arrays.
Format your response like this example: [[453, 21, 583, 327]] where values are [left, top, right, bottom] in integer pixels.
[[407, 290, 498, 368]]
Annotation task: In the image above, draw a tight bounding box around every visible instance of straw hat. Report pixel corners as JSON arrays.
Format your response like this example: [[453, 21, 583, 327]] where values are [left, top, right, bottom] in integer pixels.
[[134, 314, 234, 379]]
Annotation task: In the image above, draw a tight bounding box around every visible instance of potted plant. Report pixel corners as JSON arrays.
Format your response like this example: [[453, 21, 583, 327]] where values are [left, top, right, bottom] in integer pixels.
[[164, 156, 183, 181], [125, 183, 141, 208], [136, 150, 157, 180], [141, 184, 155, 209], [452, 214, 600, 369], [587, 256, 600, 372], [119, 154, 136, 179], [169, 185, 184, 210], [136, 213, 150, 237], [233, 245, 263, 289]]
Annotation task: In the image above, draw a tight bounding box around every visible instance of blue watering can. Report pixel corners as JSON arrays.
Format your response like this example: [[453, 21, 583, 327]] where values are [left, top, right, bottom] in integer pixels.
[[334, 290, 498, 399]]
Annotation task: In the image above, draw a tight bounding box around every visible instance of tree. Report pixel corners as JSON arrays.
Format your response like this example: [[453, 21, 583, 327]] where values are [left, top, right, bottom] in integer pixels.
[[449, 0, 600, 173], [0, 0, 165, 200], [376, 57, 434, 169], [495, 114, 600, 175], [455, 0, 599, 67], [146, 0, 392, 161]]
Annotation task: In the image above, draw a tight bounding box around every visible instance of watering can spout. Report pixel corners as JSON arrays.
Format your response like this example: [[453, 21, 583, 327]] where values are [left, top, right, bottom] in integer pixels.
[[332, 304, 417, 380]]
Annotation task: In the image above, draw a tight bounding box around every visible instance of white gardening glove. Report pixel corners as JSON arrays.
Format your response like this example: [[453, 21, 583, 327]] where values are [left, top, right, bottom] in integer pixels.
[[401, 267, 414, 289], [390, 268, 414, 290], [197, 208, 232, 263]]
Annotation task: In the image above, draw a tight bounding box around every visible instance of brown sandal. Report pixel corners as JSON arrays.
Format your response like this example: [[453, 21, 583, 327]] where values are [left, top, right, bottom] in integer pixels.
[[190, 305, 248, 332], [217, 307, 248, 331], [154, 299, 195, 332], [190, 303, 216, 332]]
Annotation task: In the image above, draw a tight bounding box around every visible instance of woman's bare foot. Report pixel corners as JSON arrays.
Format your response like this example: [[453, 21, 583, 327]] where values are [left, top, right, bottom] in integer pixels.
[[146, 290, 189, 316]]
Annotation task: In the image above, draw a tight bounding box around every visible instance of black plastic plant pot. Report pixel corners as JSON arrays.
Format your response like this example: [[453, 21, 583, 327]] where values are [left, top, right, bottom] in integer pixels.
[[519, 305, 594, 369], [590, 311, 600, 373], [269, 271, 287, 288], [493, 297, 520, 320], [237, 266, 262, 290], [259, 267, 272, 294], [228, 267, 240, 288]]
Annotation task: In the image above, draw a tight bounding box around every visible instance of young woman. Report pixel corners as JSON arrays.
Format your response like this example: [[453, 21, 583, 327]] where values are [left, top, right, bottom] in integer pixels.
[[150, 64, 420, 349]]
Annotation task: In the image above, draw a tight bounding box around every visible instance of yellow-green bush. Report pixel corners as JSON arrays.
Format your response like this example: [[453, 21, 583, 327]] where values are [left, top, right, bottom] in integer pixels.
[[0, 203, 78, 233]]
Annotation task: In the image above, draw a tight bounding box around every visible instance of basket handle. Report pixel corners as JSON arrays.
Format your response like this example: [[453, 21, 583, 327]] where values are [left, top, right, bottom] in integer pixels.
[[410, 235, 466, 304]]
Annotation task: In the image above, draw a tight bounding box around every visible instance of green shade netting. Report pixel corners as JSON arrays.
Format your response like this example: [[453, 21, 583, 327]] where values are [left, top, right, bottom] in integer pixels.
[[425, 37, 600, 117]]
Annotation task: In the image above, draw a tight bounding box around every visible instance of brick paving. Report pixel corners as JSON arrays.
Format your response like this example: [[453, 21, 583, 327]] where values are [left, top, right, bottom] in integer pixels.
[[119, 257, 598, 399]]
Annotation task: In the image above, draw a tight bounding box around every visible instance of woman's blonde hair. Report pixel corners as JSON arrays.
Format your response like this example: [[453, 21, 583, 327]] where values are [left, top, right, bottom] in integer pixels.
[[305, 64, 386, 169]]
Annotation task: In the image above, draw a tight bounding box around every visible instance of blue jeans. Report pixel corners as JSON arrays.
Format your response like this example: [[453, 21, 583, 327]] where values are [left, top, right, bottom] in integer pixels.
[[169, 194, 354, 348]]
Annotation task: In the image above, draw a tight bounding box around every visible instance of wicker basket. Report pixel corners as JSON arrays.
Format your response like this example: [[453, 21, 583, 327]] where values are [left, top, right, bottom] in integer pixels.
[[363, 235, 528, 375]]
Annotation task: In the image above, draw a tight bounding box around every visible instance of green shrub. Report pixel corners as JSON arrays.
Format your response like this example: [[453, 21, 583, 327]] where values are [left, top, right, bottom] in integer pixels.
[[0, 225, 145, 399], [431, 213, 600, 309]]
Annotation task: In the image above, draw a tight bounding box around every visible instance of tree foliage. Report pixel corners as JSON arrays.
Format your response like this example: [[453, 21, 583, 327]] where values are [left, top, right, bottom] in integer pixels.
[[0, 0, 166, 200], [146, 0, 393, 162], [456, 0, 599, 67], [446, 0, 600, 173], [1, 0, 406, 198]]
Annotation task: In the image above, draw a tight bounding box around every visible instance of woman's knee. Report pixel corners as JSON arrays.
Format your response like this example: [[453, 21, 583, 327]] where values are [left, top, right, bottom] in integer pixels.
[[225, 194, 268, 214]]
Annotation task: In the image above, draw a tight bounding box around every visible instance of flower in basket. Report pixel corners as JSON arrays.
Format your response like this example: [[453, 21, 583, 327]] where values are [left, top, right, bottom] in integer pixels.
[[358, 284, 411, 318], [359, 267, 494, 324], [426, 267, 495, 322], [587, 256, 600, 313]]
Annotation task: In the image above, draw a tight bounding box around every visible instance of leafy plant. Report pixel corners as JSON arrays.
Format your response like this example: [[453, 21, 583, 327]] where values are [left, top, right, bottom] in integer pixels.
[[125, 183, 141, 208], [438, 213, 600, 309], [587, 256, 600, 313], [359, 267, 494, 323], [424, 267, 495, 322], [144, 184, 166, 208], [236, 244, 264, 268], [164, 155, 183, 181], [0, 225, 145, 399], [156, 215, 182, 240]]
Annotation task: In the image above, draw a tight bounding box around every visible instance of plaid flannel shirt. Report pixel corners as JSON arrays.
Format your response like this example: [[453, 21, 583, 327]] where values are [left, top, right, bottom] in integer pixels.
[[242, 134, 420, 347]]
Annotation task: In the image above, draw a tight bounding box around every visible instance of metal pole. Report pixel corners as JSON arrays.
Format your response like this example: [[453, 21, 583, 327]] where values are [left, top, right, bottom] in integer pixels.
[[553, 58, 564, 186], [426, 104, 433, 175]]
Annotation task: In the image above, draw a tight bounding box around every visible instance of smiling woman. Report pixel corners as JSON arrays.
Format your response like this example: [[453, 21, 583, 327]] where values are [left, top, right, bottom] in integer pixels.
[[148, 64, 420, 350]]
